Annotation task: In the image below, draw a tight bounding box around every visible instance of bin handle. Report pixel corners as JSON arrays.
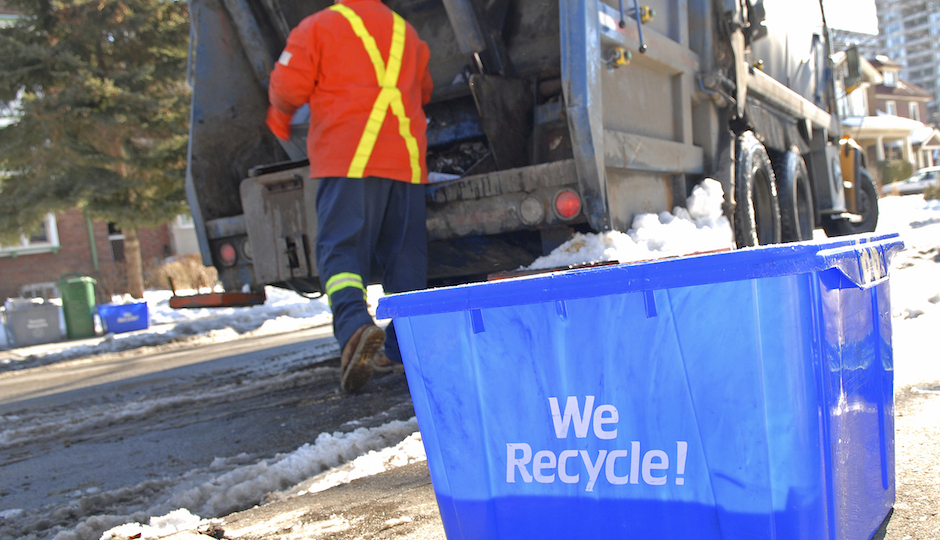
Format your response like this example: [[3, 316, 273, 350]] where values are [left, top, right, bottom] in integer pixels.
[[817, 238, 904, 290]]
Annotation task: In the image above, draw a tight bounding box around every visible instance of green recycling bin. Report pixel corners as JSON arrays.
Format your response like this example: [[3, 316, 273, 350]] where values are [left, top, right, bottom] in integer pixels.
[[59, 274, 97, 339]]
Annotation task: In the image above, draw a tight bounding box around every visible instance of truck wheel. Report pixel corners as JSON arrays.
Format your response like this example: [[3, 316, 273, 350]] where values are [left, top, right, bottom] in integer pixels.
[[734, 132, 782, 247], [823, 168, 879, 236], [773, 151, 815, 242]]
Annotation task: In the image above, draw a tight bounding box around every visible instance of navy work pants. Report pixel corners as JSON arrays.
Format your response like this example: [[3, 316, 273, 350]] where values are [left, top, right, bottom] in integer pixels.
[[316, 176, 427, 363]]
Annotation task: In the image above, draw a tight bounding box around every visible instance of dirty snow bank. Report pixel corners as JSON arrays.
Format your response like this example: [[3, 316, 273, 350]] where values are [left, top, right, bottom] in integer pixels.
[[61, 419, 419, 540], [0, 287, 337, 372], [526, 179, 733, 270]]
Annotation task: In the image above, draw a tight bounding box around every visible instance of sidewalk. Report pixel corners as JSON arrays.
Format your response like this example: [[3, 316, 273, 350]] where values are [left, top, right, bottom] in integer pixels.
[[0, 322, 178, 363], [2, 332, 108, 358]]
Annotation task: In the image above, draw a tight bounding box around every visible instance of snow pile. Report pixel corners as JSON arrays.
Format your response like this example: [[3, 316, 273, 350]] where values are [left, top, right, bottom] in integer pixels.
[[100, 509, 205, 540], [97, 431, 427, 540], [0, 286, 336, 372], [289, 431, 427, 497], [143, 287, 329, 329], [63, 419, 419, 540], [167, 419, 419, 518], [526, 179, 733, 270]]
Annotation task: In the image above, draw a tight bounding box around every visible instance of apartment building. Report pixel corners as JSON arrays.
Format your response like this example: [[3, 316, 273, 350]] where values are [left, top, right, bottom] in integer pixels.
[[875, 0, 940, 124]]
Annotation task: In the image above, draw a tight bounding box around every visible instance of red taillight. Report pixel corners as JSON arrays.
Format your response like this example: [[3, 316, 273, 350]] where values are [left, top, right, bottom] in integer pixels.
[[554, 190, 581, 219], [219, 242, 237, 266]]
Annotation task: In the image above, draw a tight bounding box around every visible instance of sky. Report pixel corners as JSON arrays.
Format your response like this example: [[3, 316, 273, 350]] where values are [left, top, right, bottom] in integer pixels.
[[2, 184, 939, 539], [823, 0, 880, 35]]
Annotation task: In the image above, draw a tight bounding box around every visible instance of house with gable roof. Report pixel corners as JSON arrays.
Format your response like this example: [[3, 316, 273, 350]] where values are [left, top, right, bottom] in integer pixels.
[[836, 52, 940, 171]]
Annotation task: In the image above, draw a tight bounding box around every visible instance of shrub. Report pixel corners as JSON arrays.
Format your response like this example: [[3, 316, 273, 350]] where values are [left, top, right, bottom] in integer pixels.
[[157, 254, 220, 293], [873, 159, 914, 187], [89, 254, 219, 302], [93, 265, 128, 303], [924, 183, 940, 201]]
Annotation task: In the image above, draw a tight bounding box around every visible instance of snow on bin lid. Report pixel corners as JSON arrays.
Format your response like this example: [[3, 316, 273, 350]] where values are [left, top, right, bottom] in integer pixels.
[[377, 233, 904, 319]]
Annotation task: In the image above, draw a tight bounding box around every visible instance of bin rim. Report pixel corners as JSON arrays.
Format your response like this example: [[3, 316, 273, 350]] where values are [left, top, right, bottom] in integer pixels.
[[58, 273, 98, 285], [97, 301, 147, 308], [377, 232, 904, 319], [97, 302, 148, 317]]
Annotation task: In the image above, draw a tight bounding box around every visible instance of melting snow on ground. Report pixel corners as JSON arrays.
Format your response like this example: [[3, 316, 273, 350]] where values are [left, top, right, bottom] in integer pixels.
[[95, 428, 426, 540], [1, 286, 389, 372]]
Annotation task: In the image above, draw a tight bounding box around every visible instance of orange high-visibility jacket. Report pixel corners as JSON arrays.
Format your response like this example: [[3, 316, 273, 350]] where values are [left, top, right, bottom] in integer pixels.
[[268, 0, 433, 183]]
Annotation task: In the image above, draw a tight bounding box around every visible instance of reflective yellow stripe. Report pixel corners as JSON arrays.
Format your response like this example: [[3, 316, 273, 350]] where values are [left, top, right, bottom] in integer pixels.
[[382, 14, 405, 87], [329, 4, 386, 83], [390, 95, 421, 183], [325, 272, 366, 301], [329, 5, 422, 183], [347, 88, 394, 177]]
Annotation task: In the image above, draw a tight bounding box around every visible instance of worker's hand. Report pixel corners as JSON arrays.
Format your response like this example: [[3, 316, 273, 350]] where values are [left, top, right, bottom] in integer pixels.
[[266, 105, 292, 141]]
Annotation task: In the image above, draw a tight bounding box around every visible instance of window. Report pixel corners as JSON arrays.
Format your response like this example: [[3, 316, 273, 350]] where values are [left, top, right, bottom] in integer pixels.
[[883, 70, 898, 87], [0, 214, 60, 257], [108, 222, 125, 263], [910, 101, 921, 121], [886, 100, 898, 115], [904, 16, 930, 30], [847, 88, 868, 117], [175, 214, 195, 228]]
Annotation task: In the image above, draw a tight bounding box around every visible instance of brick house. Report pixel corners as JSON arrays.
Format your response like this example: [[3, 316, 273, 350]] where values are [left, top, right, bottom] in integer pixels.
[[837, 52, 940, 170], [0, 208, 187, 301], [867, 56, 932, 124], [866, 56, 940, 168]]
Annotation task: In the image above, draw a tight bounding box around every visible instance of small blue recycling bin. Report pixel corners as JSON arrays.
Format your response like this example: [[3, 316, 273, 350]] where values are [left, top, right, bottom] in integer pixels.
[[97, 302, 149, 334], [377, 233, 903, 540]]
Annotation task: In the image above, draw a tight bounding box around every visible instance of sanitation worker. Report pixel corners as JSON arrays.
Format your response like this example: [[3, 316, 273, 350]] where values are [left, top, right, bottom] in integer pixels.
[[266, 0, 433, 392]]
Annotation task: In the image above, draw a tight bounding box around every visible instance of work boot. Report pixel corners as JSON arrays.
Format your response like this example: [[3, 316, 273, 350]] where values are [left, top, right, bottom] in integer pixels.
[[340, 324, 385, 393], [372, 350, 406, 374]]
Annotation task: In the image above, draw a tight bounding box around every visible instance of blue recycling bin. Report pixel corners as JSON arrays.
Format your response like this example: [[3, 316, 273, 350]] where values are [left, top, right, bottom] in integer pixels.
[[97, 302, 149, 334], [377, 233, 903, 540]]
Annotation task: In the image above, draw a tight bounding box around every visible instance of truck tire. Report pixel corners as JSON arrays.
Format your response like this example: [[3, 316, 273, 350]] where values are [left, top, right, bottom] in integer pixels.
[[773, 150, 815, 242], [734, 132, 782, 247], [822, 168, 879, 236]]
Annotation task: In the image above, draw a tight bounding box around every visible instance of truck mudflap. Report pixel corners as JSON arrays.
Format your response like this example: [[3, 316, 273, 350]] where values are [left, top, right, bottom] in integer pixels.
[[168, 292, 266, 309]]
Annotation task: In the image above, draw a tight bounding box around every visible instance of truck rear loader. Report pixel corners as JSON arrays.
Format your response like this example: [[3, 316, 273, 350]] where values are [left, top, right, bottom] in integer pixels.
[[181, 0, 878, 306]]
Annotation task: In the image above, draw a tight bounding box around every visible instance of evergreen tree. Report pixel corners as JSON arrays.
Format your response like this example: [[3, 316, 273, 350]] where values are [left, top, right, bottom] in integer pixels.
[[0, 0, 190, 298]]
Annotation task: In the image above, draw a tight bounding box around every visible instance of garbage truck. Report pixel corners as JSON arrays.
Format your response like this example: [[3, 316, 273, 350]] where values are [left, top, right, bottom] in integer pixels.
[[181, 0, 878, 306]]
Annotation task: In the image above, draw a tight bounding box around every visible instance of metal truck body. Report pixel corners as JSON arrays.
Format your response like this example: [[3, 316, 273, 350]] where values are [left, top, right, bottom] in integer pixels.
[[185, 0, 876, 299]]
